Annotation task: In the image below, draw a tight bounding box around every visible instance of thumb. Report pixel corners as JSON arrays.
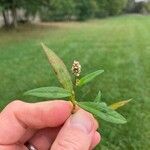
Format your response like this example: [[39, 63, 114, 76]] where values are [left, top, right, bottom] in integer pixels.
[[51, 109, 97, 150]]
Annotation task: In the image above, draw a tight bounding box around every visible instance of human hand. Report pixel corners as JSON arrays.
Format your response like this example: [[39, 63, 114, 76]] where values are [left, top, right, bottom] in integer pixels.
[[0, 100, 101, 150]]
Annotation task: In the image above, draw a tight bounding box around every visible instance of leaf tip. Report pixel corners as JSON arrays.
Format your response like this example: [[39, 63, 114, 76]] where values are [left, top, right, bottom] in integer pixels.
[[41, 42, 48, 54], [23, 91, 29, 96], [121, 118, 127, 124], [127, 98, 132, 102], [41, 42, 45, 47], [101, 69, 104, 73], [94, 90, 102, 103]]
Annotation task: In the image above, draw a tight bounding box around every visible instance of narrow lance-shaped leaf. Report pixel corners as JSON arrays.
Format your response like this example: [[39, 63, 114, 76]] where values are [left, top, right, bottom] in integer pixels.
[[77, 70, 104, 87], [24, 87, 71, 99], [109, 99, 132, 110], [41, 43, 73, 93], [94, 91, 102, 103], [78, 102, 127, 124]]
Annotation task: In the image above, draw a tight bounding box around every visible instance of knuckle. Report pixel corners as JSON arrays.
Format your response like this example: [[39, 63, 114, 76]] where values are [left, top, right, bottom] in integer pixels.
[[7, 100, 24, 110], [10, 100, 23, 105]]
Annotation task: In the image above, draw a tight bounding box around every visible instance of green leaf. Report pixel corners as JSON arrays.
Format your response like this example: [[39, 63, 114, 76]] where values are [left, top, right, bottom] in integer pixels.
[[77, 70, 104, 86], [78, 102, 127, 124], [109, 99, 132, 110], [24, 87, 71, 99], [41, 43, 73, 93], [94, 91, 102, 103]]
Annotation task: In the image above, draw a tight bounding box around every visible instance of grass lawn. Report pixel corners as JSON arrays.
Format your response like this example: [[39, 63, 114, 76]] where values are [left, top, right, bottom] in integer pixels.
[[0, 15, 149, 150]]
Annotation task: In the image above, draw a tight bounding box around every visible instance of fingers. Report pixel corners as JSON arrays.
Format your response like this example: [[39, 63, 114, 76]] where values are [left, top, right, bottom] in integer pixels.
[[29, 127, 60, 150], [90, 131, 101, 150], [19, 128, 36, 144], [28, 126, 100, 150], [0, 144, 28, 150], [27, 124, 100, 150], [51, 109, 100, 150], [0, 100, 72, 144], [27, 109, 100, 150]]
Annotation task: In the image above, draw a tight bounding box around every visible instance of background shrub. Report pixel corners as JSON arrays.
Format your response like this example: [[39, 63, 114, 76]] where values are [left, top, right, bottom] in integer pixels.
[[95, 0, 109, 18], [40, 0, 128, 21], [107, 0, 127, 16], [40, 0, 75, 21], [74, 0, 97, 20]]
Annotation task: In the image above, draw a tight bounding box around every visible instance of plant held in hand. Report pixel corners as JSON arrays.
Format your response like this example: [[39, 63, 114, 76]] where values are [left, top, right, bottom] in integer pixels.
[[24, 43, 131, 124]]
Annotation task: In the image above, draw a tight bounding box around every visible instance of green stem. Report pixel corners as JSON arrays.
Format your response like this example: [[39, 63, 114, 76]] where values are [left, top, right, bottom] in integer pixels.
[[70, 91, 76, 110], [70, 76, 78, 112]]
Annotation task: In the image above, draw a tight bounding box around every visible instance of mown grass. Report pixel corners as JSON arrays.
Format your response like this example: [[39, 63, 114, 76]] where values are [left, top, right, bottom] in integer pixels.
[[0, 15, 149, 150]]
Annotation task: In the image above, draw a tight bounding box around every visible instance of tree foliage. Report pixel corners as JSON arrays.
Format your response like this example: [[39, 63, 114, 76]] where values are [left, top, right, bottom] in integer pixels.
[[75, 0, 97, 20], [95, 0, 109, 17], [107, 0, 127, 15], [0, 0, 131, 27], [125, 0, 135, 13], [40, 0, 75, 21], [0, 0, 43, 27], [40, 0, 127, 21]]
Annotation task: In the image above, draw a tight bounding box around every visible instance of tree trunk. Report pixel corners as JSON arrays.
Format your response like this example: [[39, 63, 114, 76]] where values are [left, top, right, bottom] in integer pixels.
[[2, 10, 10, 27], [12, 7, 18, 28], [11, 0, 18, 28]]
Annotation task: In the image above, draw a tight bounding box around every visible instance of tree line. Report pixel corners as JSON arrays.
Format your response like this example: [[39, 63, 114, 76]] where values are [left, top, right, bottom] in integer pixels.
[[0, 0, 150, 28]]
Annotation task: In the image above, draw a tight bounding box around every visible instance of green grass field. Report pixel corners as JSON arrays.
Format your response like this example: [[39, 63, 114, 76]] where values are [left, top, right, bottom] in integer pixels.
[[0, 15, 149, 150]]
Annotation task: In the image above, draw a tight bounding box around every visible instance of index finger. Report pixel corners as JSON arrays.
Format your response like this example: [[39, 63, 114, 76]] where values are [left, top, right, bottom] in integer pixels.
[[0, 100, 72, 145]]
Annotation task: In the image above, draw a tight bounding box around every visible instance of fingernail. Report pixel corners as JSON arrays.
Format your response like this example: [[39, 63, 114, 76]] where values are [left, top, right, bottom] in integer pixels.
[[70, 110, 93, 134]]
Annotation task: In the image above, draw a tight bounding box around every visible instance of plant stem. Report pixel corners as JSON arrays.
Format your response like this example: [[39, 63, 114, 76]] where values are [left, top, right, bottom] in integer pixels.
[[70, 91, 76, 111], [70, 76, 78, 112]]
